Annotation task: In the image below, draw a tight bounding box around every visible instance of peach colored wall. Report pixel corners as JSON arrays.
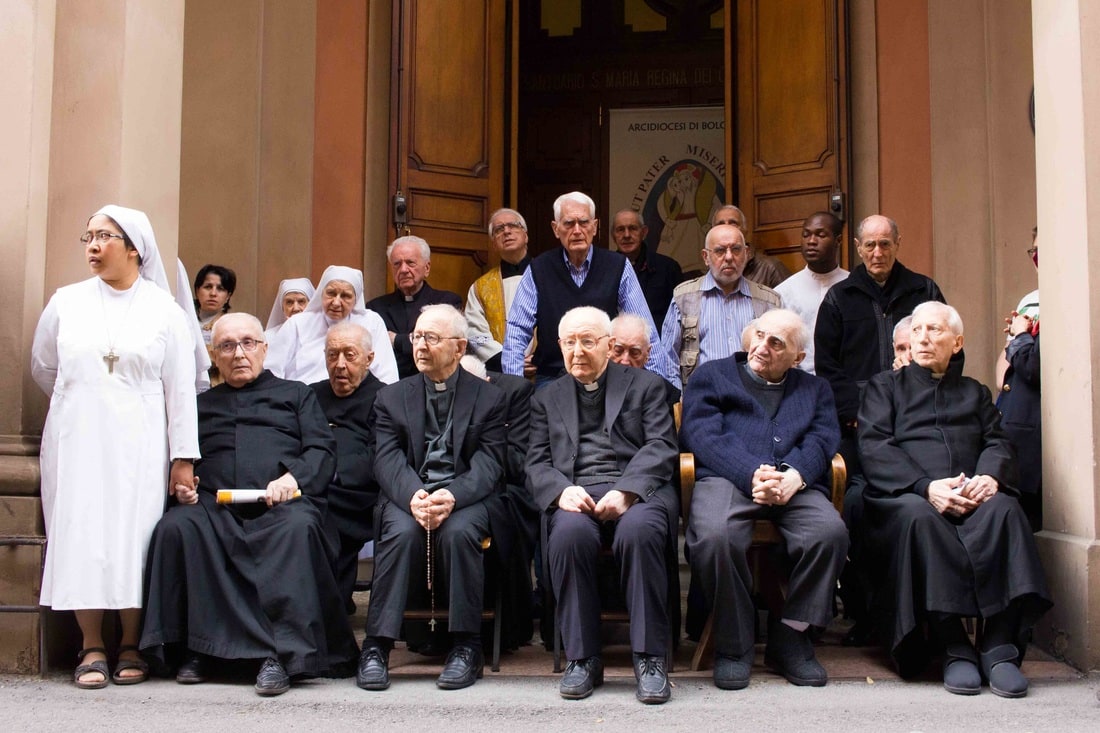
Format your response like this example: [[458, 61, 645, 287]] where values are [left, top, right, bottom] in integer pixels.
[[873, 0, 933, 276], [178, 0, 315, 322], [313, 0, 368, 282]]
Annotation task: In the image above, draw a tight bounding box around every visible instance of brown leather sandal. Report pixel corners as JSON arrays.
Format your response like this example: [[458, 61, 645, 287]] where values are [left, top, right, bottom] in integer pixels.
[[111, 644, 150, 685], [74, 647, 109, 689]]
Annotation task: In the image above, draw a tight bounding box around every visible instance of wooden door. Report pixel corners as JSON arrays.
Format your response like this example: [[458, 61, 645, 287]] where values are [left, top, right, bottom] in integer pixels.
[[390, 0, 506, 298], [736, 0, 850, 272]]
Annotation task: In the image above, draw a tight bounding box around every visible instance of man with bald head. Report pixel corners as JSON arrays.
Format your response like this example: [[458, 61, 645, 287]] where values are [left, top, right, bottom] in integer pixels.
[[611, 313, 680, 407], [681, 309, 846, 690], [311, 322, 386, 613], [611, 209, 683, 334], [814, 214, 944, 645], [710, 204, 791, 288], [661, 222, 782, 389], [141, 313, 357, 696]]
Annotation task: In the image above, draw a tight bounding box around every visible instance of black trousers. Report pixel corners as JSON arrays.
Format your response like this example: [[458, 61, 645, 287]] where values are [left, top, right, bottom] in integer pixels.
[[365, 499, 489, 639], [686, 476, 848, 658], [545, 481, 671, 660]]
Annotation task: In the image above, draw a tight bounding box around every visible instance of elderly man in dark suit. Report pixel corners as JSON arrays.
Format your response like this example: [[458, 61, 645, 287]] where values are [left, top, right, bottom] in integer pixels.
[[356, 305, 507, 692], [528, 306, 679, 705], [681, 309, 846, 690]]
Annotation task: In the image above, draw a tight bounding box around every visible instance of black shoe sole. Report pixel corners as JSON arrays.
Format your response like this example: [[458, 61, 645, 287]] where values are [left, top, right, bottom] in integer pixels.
[[436, 667, 483, 690], [765, 657, 827, 687], [255, 683, 290, 696], [714, 676, 750, 690], [560, 673, 603, 700], [356, 677, 390, 691]]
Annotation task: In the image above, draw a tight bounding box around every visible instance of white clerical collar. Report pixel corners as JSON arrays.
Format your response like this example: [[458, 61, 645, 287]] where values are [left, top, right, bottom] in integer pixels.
[[582, 380, 599, 392]]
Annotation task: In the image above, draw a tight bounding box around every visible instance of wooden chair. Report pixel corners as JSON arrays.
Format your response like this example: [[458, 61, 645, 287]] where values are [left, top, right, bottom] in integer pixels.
[[679, 452, 847, 671]]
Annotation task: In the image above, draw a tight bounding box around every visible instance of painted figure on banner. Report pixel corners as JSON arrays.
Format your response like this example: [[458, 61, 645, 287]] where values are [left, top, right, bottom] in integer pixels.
[[650, 161, 722, 271]]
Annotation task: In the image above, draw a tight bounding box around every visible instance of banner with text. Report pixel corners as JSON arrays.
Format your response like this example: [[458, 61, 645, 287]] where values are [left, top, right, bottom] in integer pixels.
[[608, 106, 726, 271]]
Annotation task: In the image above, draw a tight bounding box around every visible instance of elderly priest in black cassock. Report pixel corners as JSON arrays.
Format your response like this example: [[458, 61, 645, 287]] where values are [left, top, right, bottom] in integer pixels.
[[858, 302, 1051, 699], [356, 305, 507, 692], [141, 313, 358, 697], [311, 321, 386, 613]]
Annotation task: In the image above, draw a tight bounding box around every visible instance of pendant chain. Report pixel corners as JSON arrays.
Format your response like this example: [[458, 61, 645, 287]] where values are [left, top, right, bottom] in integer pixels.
[[97, 278, 141, 375], [426, 526, 436, 631]]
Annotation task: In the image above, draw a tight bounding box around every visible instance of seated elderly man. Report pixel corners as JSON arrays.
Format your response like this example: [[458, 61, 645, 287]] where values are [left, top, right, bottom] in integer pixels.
[[610, 313, 681, 407], [528, 306, 679, 704], [141, 313, 357, 696], [357, 305, 507, 692], [681, 309, 846, 689], [310, 322, 386, 613], [858, 301, 1051, 697]]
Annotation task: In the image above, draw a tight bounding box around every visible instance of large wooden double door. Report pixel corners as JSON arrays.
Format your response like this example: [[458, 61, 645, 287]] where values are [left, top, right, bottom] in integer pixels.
[[389, 0, 849, 296]]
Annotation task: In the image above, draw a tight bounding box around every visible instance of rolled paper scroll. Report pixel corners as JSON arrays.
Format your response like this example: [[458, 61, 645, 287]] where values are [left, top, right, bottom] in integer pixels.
[[216, 489, 302, 504]]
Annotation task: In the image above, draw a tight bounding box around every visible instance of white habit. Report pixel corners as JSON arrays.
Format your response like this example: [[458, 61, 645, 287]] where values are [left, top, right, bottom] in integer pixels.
[[32, 277, 199, 609]]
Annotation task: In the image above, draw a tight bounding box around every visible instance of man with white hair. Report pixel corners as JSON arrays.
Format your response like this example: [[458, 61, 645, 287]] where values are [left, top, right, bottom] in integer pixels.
[[357, 305, 506, 692], [681, 309, 846, 690], [501, 191, 670, 386], [858, 301, 1050, 697], [466, 208, 533, 372], [528, 306, 678, 704], [367, 235, 463, 378]]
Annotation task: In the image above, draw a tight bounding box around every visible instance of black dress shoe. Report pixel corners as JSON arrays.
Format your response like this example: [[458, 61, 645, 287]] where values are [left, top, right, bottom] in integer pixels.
[[176, 653, 208, 685], [633, 653, 670, 704], [254, 657, 290, 696], [356, 645, 390, 691], [559, 656, 603, 699], [436, 644, 483, 690], [713, 651, 752, 690], [764, 619, 827, 687]]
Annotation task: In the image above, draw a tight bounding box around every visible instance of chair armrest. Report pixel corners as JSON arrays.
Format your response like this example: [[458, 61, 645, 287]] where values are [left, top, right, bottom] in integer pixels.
[[680, 453, 695, 521], [830, 453, 846, 514]]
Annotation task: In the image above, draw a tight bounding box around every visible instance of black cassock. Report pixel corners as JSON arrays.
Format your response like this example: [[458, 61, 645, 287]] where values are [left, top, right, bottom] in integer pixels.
[[857, 354, 1051, 671], [311, 374, 384, 611], [141, 370, 358, 677]]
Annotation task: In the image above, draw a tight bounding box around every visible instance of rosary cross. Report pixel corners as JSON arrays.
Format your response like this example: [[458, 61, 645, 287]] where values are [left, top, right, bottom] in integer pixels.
[[103, 351, 119, 374]]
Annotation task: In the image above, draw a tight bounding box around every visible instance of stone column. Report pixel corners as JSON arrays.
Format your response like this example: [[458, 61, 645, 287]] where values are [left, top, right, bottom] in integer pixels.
[[0, 0, 185, 673], [1031, 0, 1100, 670]]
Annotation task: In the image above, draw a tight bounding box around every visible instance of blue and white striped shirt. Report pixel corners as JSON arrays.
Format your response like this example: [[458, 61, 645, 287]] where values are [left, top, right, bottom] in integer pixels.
[[501, 246, 672, 380]]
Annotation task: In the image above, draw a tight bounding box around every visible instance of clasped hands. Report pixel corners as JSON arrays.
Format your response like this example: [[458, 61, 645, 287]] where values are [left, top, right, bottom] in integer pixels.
[[410, 488, 456, 530], [558, 485, 637, 521], [169, 459, 199, 505], [751, 464, 803, 506], [927, 473, 998, 516]]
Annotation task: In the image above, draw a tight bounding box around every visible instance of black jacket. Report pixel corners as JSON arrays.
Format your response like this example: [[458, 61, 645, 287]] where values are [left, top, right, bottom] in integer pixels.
[[814, 262, 944, 422]]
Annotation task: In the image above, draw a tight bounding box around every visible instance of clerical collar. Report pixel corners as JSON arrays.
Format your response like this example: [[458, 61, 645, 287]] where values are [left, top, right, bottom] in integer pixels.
[[742, 361, 787, 386], [424, 368, 461, 392], [402, 283, 426, 303], [575, 369, 608, 393], [500, 255, 531, 279]]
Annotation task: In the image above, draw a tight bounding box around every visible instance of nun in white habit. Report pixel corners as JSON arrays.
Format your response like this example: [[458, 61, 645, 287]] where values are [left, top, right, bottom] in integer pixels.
[[31, 204, 200, 688], [266, 265, 398, 385], [264, 277, 315, 343]]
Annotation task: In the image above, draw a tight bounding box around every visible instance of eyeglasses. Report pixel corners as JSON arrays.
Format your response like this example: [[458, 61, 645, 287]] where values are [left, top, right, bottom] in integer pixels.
[[1026, 247, 1038, 257], [706, 245, 746, 258], [611, 343, 645, 359], [214, 338, 264, 356], [80, 231, 126, 245], [491, 221, 525, 237], [559, 218, 592, 230], [410, 332, 462, 346], [559, 335, 608, 350]]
